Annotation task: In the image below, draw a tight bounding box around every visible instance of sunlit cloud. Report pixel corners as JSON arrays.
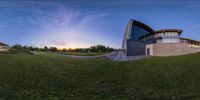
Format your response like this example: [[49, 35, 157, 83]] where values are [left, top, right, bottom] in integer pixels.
[[1, 0, 200, 49], [0, 1, 108, 48]]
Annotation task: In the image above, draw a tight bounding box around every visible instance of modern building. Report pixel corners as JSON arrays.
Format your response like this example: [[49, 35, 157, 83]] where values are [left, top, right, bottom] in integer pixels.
[[0, 42, 9, 51], [122, 19, 200, 56]]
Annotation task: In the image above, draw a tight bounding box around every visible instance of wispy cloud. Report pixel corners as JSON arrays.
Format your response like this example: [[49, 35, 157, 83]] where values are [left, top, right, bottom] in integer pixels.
[[49, 39, 68, 46], [0, 1, 108, 48]]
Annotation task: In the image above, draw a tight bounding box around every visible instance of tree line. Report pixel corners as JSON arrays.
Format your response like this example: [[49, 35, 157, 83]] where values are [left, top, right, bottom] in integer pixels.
[[10, 44, 117, 53]]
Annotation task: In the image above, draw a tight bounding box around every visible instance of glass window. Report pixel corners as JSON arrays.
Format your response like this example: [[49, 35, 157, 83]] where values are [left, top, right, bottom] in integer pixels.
[[130, 25, 150, 41]]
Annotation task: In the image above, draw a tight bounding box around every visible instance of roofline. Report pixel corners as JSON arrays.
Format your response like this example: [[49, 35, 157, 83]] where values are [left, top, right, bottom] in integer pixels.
[[155, 29, 183, 34], [0, 42, 9, 46], [131, 19, 155, 34], [124, 19, 185, 42], [180, 37, 200, 43], [139, 29, 183, 39]]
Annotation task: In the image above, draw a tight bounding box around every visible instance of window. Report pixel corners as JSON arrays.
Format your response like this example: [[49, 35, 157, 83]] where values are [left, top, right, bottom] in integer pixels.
[[130, 25, 149, 41]]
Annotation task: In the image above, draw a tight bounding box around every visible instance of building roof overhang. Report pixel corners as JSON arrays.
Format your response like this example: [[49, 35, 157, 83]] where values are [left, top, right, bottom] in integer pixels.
[[0, 42, 8, 46], [139, 29, 183, 39], [126, 19, 184, 41], [180, 37, 200, 44], [131, 19, 155, 34], [155, 29, 183, 34]]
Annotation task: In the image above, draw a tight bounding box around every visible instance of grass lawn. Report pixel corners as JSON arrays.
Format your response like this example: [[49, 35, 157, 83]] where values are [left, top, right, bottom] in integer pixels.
[[0, 52, 200, 99], [58, 52, 110, 56]]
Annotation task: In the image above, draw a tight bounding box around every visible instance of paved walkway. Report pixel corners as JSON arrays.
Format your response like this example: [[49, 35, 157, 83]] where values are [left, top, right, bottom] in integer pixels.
[[105, 51, 148, 61], [63, 54, 105, 59], [62, 51, 148, 61]]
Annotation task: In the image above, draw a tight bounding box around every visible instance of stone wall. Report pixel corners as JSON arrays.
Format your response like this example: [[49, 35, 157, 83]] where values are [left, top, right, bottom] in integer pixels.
[[146, 43, 200, 56]]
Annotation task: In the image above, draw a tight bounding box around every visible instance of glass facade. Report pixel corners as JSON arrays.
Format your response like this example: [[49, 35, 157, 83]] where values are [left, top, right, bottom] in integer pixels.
[[140, 32, 180, 44], [130, 25, 149, 41], [162, 32, 179, 43], [156, 32, 179, 43]]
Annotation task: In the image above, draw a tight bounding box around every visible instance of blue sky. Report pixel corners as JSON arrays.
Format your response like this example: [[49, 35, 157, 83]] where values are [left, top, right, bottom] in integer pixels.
[[0, 0, 200, 49]]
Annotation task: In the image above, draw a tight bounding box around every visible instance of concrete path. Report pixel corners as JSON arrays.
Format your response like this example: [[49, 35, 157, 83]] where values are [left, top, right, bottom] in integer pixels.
[[62, 51, 149, 61], [105, 51, 148, 61], [63, 54, 105, 59]]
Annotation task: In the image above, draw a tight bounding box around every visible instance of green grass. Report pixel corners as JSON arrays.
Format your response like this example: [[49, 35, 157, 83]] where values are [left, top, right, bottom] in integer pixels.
[[58, 52, 109, 56], [0, 52, 200, 99], [0, 49, 34, 55]]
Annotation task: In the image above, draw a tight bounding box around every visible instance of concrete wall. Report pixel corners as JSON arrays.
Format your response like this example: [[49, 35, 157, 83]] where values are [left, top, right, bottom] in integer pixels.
[[127, 40, 146, 56], [0, 49, 8, 52], [122, 20, 133, 53], [146, 43, 200, 56], [0, 46, 8, 52], [146, 44, 153, 55]]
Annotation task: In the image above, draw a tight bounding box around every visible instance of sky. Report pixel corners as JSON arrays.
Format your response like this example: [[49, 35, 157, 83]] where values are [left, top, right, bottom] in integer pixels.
[[1, 0, 200, 49]]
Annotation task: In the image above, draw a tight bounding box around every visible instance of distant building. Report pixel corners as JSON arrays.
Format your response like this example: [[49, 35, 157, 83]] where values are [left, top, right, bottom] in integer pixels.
[[0, 42, 9, 51], [122, 19, 200, 56]]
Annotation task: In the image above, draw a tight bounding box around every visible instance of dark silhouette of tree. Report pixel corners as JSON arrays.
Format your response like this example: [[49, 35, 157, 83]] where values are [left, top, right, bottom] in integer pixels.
[[43, 46, 48, 51], [49, 47, 57, 52], [11, 44, 23, 49], [10, 44, 116, 53], [90, 45, 108, 52], [62, 48, 67, 52]]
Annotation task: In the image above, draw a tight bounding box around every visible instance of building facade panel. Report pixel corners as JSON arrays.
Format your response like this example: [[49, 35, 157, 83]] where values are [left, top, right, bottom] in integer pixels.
[[127, 40, 146, 56], [122, 19, 154, 56], [122, 19, 200, 56]]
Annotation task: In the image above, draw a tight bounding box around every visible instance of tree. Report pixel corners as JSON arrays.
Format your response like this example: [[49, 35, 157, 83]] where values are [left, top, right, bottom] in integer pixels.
[[49, 47, 57, 52], [62, 48, 67, 52], [68, 48, 72, 52], [11, 44, 23, 49], [43, 46, 48, 51], [90, 45, 107, 52]]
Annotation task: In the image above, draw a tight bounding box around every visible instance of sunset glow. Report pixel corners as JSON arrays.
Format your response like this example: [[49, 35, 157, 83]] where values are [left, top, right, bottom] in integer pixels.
[[0, 0, 200, 49]]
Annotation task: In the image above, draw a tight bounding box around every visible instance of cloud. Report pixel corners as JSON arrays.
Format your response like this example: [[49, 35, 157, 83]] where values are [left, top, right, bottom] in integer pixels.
[[0, 1, 108, 48], [49, 39, 68, 46], [1, 1, 108, 48], [76, 13, 107, 30]]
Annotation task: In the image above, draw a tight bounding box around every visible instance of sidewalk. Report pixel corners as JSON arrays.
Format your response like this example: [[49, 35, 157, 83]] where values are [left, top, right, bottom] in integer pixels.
[[63, 51, 148, 61]]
